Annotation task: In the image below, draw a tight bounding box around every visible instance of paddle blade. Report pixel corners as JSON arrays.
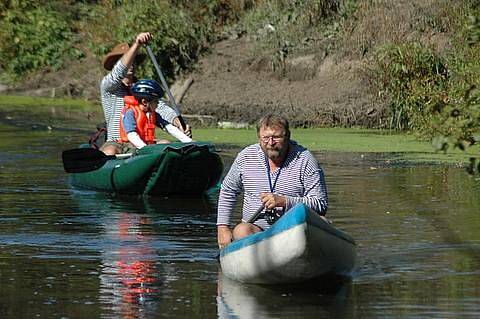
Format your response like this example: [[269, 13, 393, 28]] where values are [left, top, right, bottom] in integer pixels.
[[62, 148, 112, 173]]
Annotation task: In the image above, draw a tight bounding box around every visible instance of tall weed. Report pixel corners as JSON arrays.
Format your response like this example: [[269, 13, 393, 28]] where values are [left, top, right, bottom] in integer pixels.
[[432, 4, 480, 172], [368, 42, 449, 131], [366, 1, 480, 173]]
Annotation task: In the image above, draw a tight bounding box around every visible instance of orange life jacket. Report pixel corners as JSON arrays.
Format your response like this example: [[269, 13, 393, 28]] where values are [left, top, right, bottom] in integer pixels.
[[119, 96, 156, 144]]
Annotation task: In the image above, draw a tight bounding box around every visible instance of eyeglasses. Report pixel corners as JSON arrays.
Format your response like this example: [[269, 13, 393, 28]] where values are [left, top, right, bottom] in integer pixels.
[[260, 135, 285, 143]]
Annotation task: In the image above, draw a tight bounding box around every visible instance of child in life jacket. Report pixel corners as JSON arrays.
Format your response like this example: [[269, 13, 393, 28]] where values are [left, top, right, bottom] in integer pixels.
[[118, 79, 192, 152]]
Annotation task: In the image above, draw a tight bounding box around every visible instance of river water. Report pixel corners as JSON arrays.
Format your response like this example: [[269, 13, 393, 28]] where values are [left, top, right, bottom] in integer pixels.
[[1, 123, 479, 318]]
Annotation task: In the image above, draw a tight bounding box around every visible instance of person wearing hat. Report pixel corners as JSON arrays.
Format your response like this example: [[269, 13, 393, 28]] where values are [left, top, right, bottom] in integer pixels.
[[99, 32, 192, 155]]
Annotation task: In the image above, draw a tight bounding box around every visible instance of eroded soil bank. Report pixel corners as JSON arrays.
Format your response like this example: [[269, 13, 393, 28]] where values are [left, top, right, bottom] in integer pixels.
[[5, 35, 381, 129], [179, 37, 381, 128]]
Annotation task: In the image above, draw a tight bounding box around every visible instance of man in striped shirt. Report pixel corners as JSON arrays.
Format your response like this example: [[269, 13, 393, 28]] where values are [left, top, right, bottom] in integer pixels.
[[217, 115, 328, 249], [100, 32, 191, 155]]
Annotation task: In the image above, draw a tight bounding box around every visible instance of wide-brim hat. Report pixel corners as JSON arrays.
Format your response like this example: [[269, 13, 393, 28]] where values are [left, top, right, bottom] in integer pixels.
[[102, 42, 146, 71]]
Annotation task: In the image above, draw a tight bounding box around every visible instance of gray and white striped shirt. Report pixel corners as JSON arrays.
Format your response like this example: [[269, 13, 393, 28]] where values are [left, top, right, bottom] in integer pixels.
[[100, 60, 178, 141], [217, 141, 328, 230]]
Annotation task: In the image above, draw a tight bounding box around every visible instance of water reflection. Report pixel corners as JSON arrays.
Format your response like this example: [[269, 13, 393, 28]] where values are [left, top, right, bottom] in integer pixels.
[[217, 274, 353, 319], [99, 212, 162, 318], [67, 191, 219, 317]]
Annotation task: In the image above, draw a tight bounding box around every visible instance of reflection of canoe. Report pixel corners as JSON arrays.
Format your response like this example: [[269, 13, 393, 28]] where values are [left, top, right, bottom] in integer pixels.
[[220, 203, 356, 284], [217, 273, 352, 319], [70, 142, 223, 196], [217, 274, 268, 319]]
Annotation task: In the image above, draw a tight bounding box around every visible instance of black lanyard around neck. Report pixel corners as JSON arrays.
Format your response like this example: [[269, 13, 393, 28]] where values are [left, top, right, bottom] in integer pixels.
[[265, 155, 283, 193]]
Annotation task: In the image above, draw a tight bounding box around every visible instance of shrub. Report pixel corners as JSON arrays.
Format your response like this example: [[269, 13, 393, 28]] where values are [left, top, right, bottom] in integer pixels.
[[368, 42, 449, 131], [88, 0, 236, 81], [0, 4, 83, 82], [0, 0, 244, 84]]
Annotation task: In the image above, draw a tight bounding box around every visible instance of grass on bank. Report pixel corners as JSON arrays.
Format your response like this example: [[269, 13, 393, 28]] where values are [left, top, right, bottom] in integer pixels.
[[1, 94, 478, 165], [0, 94, 98, 110], [182, 127, 480, 165]]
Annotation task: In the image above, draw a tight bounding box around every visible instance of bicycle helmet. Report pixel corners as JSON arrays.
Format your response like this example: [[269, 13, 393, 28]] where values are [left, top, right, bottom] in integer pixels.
[[131, 79, 164, 101]]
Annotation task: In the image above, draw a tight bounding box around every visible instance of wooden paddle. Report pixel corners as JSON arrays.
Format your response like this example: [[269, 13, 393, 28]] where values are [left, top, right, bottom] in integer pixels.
[[62, 148, 132, 173]]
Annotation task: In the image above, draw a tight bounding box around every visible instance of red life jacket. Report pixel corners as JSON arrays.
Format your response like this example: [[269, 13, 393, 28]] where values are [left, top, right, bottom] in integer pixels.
[[119, 96, 156, 144]]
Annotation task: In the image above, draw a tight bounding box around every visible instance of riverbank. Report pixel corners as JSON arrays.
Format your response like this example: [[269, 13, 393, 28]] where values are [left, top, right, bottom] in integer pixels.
[[4, 34, 377, 129], [0, 94, 102, 132], [1, 94, 478, 166], [1, 2, 379, 128]]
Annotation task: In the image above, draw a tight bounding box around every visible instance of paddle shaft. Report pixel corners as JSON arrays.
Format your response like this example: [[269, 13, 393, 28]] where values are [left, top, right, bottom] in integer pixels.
[[146, 45, 187, 130], [247, 205, 265, 224]]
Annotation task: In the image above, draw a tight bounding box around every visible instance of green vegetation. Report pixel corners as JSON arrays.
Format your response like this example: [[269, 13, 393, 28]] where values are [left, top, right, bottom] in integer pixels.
[[369, 42, 449, 132], [1, 0, 480, 169], [0, 0, 346, 81], [0, 94, 96, 109], [88, 0, 223, 81], [179, 127, 480, 164], [0, 0, 241, 83], [357, 0, 480, 171], [1, 93, 478, 164], [0, 1, 85, 82]]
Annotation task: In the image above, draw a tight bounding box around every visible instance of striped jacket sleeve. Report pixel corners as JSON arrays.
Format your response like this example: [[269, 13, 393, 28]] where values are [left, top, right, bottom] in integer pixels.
[[155, 100, 178, 124], [284, 150, 328, 214], [217, 152, 245, 226]]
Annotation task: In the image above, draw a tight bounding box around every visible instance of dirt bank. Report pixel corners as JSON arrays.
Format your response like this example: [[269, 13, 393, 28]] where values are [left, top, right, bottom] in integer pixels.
[[180, 36, 382, 127]]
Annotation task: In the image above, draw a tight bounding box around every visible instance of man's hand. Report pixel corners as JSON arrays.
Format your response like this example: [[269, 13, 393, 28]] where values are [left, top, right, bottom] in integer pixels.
[[260, 192, 286, 210], [122, 32, 152, 70], [172, 117, 192, 138], [183, 124, 192, 138], [217, 225, 233, 249], [135, 32, 152, 46]]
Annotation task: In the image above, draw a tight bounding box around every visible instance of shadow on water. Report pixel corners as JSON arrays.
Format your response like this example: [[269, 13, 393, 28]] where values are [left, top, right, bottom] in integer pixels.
[[70, 189, 219, 215]]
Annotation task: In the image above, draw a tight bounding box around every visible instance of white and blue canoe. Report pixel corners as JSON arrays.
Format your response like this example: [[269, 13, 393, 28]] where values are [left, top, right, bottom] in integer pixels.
[[219, 203, 356, 284]]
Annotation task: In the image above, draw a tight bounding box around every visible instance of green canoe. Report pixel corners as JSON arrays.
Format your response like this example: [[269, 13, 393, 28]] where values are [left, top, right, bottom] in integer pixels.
[[68, 142, 223, 196]]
